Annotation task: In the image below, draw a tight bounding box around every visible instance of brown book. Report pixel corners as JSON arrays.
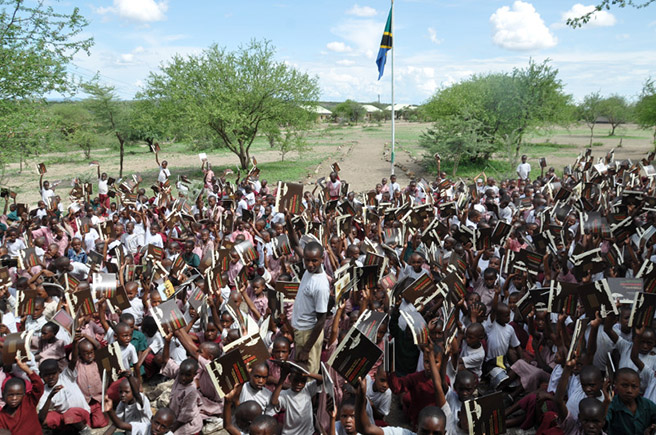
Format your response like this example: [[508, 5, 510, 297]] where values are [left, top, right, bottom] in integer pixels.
[[65, 287, 96, 319], [95, 342, 126, 382], [151, 299, 188, 336], [327, 327, 382, 387], [464, 392, 506, 435], [207, 349, 250, 398], [275, 181, 304, 214], [2, 331, 33, 365], [37, 163, 47, 175]]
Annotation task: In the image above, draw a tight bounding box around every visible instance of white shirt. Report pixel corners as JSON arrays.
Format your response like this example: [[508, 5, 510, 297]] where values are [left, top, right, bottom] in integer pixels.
[[98, 178, 109, 195], [41, 188, 55, 206], [483, 319, 520, 361], [6, 238, 26, 257], [460, 342, 485, 377], [366, 375, 391, 417], [239, 382, 274, 415], [276, 380, 320, 435], [517, 162, 531, 180], [158, 166, 170, 183], [38, 367, 90, 413], [291, 270, 330, 331]]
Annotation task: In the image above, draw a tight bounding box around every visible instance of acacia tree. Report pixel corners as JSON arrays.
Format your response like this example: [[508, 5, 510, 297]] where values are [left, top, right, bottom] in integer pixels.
[[635, 78, 656, 145], [82, 79, 131, 177], [567, 0, 655, 27], [333, 100, 366, 124], [599, 95, 631, 136], [139, 40, 320, 169], [579, 92, 603, 144]]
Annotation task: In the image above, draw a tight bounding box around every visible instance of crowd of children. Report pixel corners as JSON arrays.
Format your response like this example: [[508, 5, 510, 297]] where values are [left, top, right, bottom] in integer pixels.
[[0, 148, 655, 435]]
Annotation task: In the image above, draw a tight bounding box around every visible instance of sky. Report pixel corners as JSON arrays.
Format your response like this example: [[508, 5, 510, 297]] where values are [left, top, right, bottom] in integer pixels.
[[62, 0, 656, 105]]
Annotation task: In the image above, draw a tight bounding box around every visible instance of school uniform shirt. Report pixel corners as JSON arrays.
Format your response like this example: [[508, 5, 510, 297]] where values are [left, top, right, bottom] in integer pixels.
[[606, 395, 656, 435], [158, 166, 171, 184], [98, 178, 109, 195], [483, 319, 521, 361], [446, 389, 468, 435], [275, 380, 321, 435], [615, 336, 656, 386], [123, 297, 144, 325], [239, 382, 275, 415], [389, 182, 401, 197], [566, 374, 603, 420], [236, 198, 248, 217], [37, 367, 90, 413], [160, 359, 203, 435], [24, 315, 47, 338], [41, 188, 56, 206], [291, 268, 330, 331], [130, 422, 174, 435], [144, 231, 164, 249], [83, 228, 100, 252], [460, 342, 485, 377], [74, 360, 103, 404], [116, 393, 152, 427], [6, 238, 26, 257], [366, 375, 391, 417], [0, 371, 44, 435], [516, 162, 531, 180], [120, 343, 139, 370], [196, 355, 224, 417]]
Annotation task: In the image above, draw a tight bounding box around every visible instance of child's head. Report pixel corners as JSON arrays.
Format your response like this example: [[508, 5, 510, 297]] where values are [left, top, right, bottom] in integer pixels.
[[142, 316, 158, 338], [118, 378, 135, 404], [149, 289, 162, 307], [204, 321, 219, 342], [120, 313, 136, 331], [454, 370, 478, 402], [199, 341, 221, 360], [125, 281, 139, 299], [272, 336, 291, 361], [373, 366, 389, 393], [235, 400, 263, 432], [252, 277, 265, 296], [579, 365, 603, 398], [39, 358, 61, 388], [619, 306, 631, 334], [338, 398, 357, 434], [2, 377, 26, 411], [41, 322, 59, 343], [249, 362, 269, 390], [32, 297, 45, 319], [150, 408, 176, 435], [495, 303, 511, 326], [178, 358, 198, 386], [416, 406, 447, 435], [78, 339, 96, 364], [465, 323, 484, 348], [115, 322, 133, 347], [614, 367, 640, 404], [578, 397, 606, 435], [249, 414, 280, 435], [289, 365, 309, 392], [220, 311, 234, 330], [639, 327, 656, 354]]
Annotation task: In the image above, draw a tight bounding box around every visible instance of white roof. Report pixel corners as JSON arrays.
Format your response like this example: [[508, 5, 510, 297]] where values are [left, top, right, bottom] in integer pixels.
[[303, 105, 332, 115], [361, 104, 382, 113], [384, 104, 417, 111]]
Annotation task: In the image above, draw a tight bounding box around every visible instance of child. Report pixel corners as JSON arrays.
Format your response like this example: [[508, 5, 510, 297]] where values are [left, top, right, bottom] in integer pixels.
[[240, 362, 275, 415], [249, 414, 280, 435], [334, 398, 357, 435], [37, 358, 92, 433], [606, 368, 656, 434], [445, 370, 478, 435], [271, 362, 324, 434], [106, 403, 176, 435], [70, 335, 107, 429], [366, 366, 392, 424], [23, 297, 47, 338], [115, 377, 152, 427], [0, 357, 43, 433], [267, 336, 291, 391], [67, 237, 87, 264], [33, 322, 66, 371], [160, 333, 203, 434]]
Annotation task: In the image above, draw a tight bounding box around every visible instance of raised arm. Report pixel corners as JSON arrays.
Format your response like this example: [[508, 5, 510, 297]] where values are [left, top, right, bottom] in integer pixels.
[[355, 377, 384, 435]]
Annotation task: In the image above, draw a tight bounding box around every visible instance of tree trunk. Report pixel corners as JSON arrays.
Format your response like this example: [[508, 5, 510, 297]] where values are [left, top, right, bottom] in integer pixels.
[[118, 136, 125, 178], [610, 124, 617, 136], [589, 125, 595, 145], [452, 157, 459, 177]]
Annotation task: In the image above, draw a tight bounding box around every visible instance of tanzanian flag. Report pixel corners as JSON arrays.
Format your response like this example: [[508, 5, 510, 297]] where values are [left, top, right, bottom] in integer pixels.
[[376, 6, 392, 80]]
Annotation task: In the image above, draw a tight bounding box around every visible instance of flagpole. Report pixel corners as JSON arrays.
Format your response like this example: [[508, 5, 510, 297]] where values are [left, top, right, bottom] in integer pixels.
[[390, 0, 395, 176]]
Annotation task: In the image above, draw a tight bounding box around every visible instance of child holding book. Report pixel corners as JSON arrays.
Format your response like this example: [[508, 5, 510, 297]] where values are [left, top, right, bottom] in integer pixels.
[[115, 377, 152, 428], [240, 361, 275, 416], [33, 322, 67, 371], [70, 334, 107, 429], [271, 362, 324, 434]]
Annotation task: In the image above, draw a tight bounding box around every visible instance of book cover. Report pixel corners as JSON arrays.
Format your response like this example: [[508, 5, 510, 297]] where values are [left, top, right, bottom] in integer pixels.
[[464, 391, 506, 435], [95, 342, 126, 382], [327, 327, 383, 387], [151, 299, 188, 336]]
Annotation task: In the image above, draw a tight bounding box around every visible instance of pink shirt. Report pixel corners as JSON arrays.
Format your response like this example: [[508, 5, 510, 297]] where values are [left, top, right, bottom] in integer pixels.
[[161, 359, 203, 434], [75, 360, 103, 403]]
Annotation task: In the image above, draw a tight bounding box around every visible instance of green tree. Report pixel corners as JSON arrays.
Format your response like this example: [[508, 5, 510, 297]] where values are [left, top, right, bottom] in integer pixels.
[[567, 1, 655, 27], [599, 95, 631, 136], [82, 79, 132, 177], [333, 100, 366, 124], [266, 105, 314, 161], [139, 40, 320, 169], [0, 0, 92, 99], [578, 92, 603, 144], [423, 60, 571, 165], [635, 78, 656, 144], [419, 115, 495, 176], [51, 102, 98, 158]]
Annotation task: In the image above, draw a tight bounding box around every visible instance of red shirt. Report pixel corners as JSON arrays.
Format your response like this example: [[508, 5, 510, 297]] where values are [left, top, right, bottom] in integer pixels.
[[389, 370, 436, 426], [0, 371, 45, 434]]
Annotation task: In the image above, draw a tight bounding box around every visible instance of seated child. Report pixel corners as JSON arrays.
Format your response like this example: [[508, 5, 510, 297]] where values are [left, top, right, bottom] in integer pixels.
[[33, 321, 67, 371], [106, 403, 176, 435], [606, 367, 656, 435], [37, 358, 92, 433], [0, 357, 43, 433], [115, 377, 152, 427]]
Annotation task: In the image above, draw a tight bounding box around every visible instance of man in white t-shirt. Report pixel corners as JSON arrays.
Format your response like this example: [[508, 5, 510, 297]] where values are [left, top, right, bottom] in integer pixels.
[[516, 155, 531, 180]]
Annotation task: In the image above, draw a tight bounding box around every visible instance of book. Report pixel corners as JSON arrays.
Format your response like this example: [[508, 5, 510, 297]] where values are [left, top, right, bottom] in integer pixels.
[[354, 265, 380, 291], [151, 299, 188, 336], [223, 333, 270, 369], [464, 391, 506, 435], [272, 234, 292, 259], [547, 281, 578, 317], [354, 310, 388, 343], [399, 309, 429, 346], [91, 272, 117, 297], [17, 247, 39, 270], [321, 362, 336, 413], [567, 318, 589, 361], [52, 309, 74, 333], [401, 273, 442, 308], [2, 330, 33, 365], [65, 287, 96, 319], [108, 285, 132, 312], [578, 279, 618, 318], [275, 181, 304, 214], [234, 240, 257, 266], [629, 292, 656, 328], [384, 337, 395, 373], [15, 289, 38, 317], [327, 327, 383, 387], [441, 271, 467, 305], [96, 342, 126, 382], [207, 348, 250, 398]]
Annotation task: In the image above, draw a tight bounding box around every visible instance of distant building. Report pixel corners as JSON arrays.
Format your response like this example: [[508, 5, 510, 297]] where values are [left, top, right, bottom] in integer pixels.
[[361, 104, 382, 121], [311, 105, 333, 122], [384, 104, 418, 120]]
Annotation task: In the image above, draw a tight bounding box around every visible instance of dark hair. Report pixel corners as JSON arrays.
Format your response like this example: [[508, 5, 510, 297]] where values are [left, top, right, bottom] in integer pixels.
[[43, 321, 60, 335], [250, 415, 280, 434], [2, 377, 26, 395], [418, 405, 447, 424], [141, 316, 158, 337], [303, 241, 324, 257], [615, 367, 639, 381], [39, 358, 59, 374]]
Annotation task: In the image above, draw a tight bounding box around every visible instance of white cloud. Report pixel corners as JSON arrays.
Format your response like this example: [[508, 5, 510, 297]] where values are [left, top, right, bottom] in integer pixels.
[[428, 27, 443, 45], [336, 59, 356, 66], [560, 4, 616, 28], [346, 4, 377, 17], [331, 18, 382, 59], [326, 41, 353, 53], [119, 53, 134, 63], [96, 0, 169, 23], [490, 1, 557, 51]]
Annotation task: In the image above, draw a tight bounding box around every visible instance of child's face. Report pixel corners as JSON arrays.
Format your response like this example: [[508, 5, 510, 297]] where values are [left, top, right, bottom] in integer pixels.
[[290, 373, 307, 392], [118, 382, 135, 404], [339, 405, 357, 434], [32, 303, 44, 319], [117, 328, 132, 347], [205, 323, 218, 341], [41, 327, 56, 342], [272, 342, 290, 361], [579, 406, 605, 435], [374, 372, 389, 393], [150, 293, 162, 307], [3, 383, 25, 409], [640, 331, 656, 354], [253, 281, 265, 296], [179, 367, 195, 386], [220, 313, 233, 330], [580, 374, 602, 398], [496, 307, 511, 326], [465, 329, 481, 348], [535, 312, 547, 331], [455, 378, 477, 402], [615, 373, 640, 404], [249, 366, 268, 390], [72, 239, 82, 252], [79, 342, 95, 363], [41, 368, 60, 388]]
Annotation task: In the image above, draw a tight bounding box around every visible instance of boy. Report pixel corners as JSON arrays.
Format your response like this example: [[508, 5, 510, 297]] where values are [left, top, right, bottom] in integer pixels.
[[366, 366, 392, 423], [105, 402, 176, 435], [37, 358, 92, 434], [446, 370, 478, 435], [70, 334, 106, 428], [271, 362, 323, 434], [0, 356, 43, 434], [240, 362, 275, 415], [606, 368, 656, 434]]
